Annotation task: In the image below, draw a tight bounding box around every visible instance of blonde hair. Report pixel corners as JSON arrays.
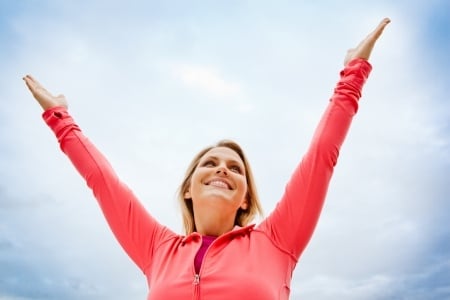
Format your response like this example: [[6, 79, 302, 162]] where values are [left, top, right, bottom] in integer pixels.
[[178, 140, 263, 235]]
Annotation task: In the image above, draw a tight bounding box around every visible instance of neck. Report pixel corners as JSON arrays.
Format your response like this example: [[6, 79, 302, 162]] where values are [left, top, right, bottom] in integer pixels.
[[194, 209, 236, 236]]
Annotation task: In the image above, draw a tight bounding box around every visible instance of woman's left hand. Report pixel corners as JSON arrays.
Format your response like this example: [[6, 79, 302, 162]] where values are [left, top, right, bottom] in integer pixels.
[[344, 17, 391, 66]]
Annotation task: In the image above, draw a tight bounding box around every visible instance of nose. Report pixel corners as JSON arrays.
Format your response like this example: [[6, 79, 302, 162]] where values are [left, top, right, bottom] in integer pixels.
[[216, 165, 228, 175]]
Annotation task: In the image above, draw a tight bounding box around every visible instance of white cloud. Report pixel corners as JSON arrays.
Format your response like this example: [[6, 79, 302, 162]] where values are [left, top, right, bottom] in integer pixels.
[[173, 63, 241, 97], [1, 1, 449, 299], [170, 62, 254, 113]]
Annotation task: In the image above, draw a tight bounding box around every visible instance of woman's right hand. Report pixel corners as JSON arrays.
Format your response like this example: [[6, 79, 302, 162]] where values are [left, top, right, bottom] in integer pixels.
[[23, 75, 68, 110]]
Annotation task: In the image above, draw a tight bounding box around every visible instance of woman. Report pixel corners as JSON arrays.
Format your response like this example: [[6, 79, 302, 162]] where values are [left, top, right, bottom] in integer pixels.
[[24, 18, 390, 299]]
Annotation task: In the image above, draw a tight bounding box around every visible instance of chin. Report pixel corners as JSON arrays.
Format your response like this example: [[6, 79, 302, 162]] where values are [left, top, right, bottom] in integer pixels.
[[205, 191, 232, 201]]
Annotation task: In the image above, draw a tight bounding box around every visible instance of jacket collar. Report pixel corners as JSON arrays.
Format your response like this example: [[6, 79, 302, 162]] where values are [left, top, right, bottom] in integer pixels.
[[181, 224, 255, 243]]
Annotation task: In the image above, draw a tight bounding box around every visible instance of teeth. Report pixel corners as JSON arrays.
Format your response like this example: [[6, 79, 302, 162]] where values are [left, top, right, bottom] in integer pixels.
[[208, 180, 229, 189]]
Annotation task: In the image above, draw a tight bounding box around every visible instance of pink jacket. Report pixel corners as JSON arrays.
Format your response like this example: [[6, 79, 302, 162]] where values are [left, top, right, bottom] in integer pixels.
[[44, 58, 372, 299]]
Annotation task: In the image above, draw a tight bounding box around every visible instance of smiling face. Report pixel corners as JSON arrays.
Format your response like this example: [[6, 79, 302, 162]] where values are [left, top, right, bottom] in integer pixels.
[[184, 146, 249, 215], [178, 140, 263, 235]]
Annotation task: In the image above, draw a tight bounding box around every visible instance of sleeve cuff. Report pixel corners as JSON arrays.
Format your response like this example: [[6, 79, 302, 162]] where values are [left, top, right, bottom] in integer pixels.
[[42, 106, 80, 141]]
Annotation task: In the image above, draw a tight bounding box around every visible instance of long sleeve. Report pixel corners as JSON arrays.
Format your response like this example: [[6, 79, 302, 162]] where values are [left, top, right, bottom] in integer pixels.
[[257, 58, 372, 260], [43, 107, 175, 273]]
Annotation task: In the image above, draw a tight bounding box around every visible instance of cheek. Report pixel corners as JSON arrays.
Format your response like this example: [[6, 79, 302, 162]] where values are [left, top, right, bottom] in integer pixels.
[[238, 177, 248, 194], [192, 168, 203, 181], [189, 170, 203, 193]]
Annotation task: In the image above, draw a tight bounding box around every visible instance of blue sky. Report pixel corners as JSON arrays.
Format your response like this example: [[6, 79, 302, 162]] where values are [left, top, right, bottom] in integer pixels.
[[1, 1, 449, 299]]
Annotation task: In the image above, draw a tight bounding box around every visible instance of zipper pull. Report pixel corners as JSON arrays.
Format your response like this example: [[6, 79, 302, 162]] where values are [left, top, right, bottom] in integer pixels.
[[193, 274, 200, 285]]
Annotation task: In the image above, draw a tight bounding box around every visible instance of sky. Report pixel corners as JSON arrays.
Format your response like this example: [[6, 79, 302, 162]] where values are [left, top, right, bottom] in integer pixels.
[[0, 0, 449, 299]]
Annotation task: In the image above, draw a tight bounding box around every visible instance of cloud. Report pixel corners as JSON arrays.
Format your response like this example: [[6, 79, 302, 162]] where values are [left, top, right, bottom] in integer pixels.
[[170, 62, 254, 113], [1, 1, 449, 299], [173, 63, 241, 96]]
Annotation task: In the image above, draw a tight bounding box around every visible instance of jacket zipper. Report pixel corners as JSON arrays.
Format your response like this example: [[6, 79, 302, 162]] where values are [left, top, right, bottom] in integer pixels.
[[192, 234, 227, 299], [192, 273, 200, 299], [192, 234, 217, 300], [193, 274, 200, 284], [192, 235, 203, 300]]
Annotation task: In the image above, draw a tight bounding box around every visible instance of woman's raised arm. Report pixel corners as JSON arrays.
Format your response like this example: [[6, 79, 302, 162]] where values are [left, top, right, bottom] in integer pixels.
[[23, 77, 176, 274], [258, 18, 390, 259]]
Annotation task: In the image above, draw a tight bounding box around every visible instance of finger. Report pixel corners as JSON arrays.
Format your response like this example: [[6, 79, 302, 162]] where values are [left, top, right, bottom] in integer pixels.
[[370, 17, 391, 41], [23, 75, 38, 89], [23, 75, 35, 91], [27, 74, 42, 86], [355, 18, 390, 52], [23, 75, 51, 96], [24, 74, 43, 90]]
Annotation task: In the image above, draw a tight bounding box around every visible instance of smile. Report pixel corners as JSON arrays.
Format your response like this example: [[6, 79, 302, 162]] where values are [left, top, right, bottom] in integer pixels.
[[206, 180, 231, 190]]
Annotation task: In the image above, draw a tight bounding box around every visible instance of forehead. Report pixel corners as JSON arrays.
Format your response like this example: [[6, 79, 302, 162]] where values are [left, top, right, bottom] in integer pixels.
[[201, 147, 244, 164]]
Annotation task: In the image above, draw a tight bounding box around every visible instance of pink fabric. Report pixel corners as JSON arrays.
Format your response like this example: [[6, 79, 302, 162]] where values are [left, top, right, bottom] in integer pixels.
[[43, 58, 372, 299], [194, 236, 217, 273]]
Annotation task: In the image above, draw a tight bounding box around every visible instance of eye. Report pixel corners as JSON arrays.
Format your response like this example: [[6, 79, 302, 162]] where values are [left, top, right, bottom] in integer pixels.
[[229, 165, 242, 174], [202, 160, 215, 167]]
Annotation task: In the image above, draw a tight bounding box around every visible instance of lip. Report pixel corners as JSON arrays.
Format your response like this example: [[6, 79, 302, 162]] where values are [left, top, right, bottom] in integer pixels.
[[205, 178, 233, 190]]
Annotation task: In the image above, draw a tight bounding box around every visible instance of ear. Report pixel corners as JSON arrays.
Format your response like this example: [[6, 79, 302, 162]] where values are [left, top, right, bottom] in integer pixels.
[[184, 190, 191, 199], [240, 199, 248, 210]]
